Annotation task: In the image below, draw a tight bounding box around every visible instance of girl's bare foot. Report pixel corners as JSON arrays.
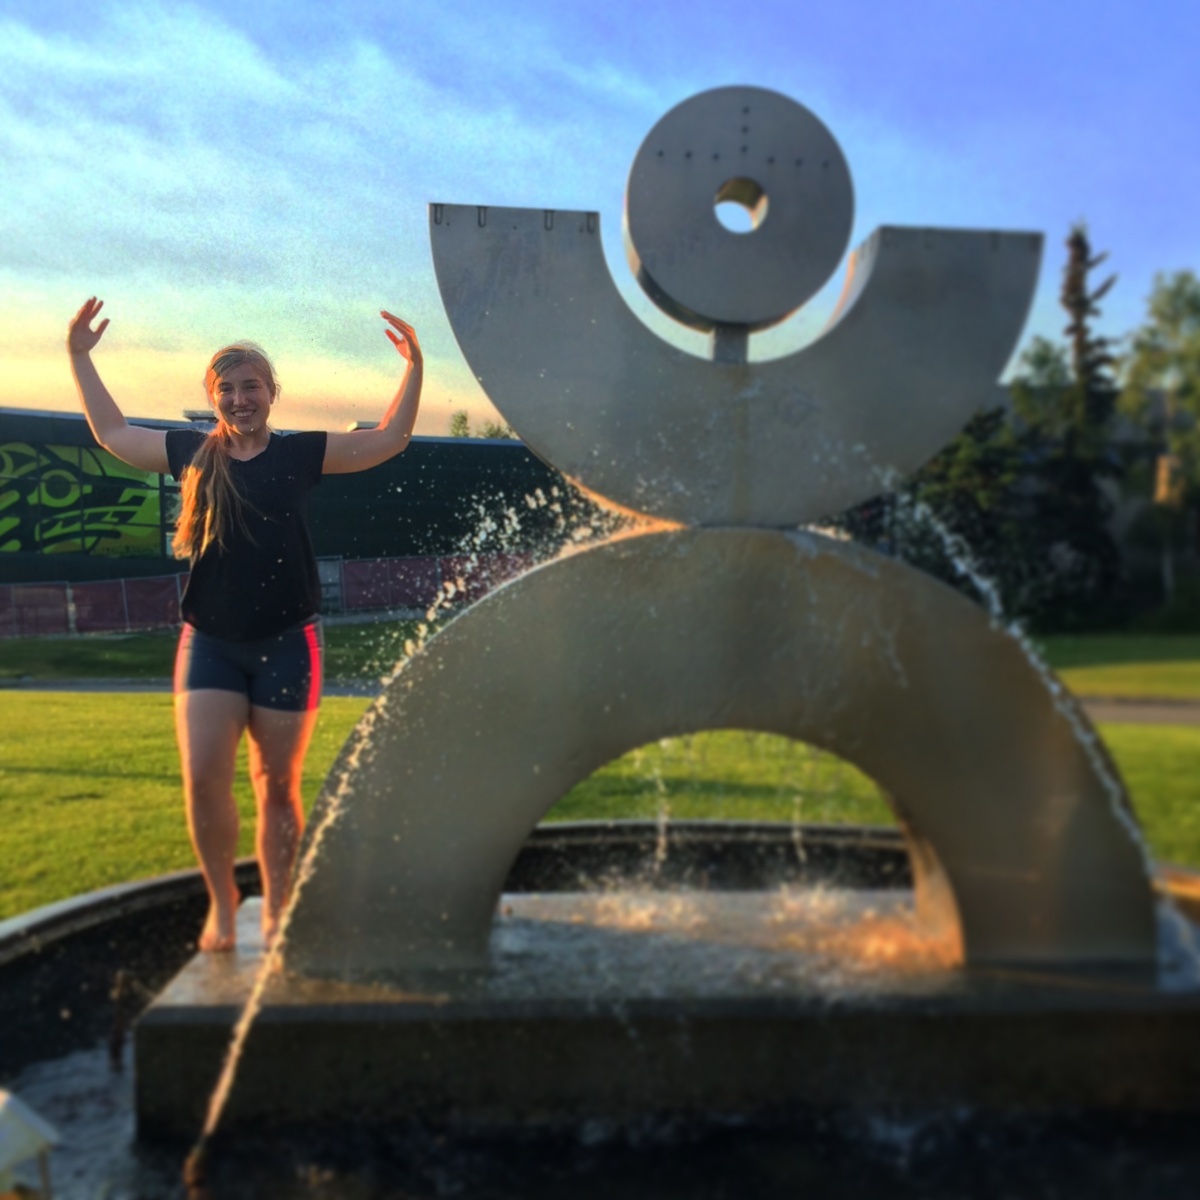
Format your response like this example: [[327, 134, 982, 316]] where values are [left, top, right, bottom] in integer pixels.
[[261, 911, 281, 950], [199, 890, 239, 952]]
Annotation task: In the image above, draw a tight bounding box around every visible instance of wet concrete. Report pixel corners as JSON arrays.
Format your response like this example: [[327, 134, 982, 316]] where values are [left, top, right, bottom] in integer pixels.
[[136, 895, 1200, 1139]]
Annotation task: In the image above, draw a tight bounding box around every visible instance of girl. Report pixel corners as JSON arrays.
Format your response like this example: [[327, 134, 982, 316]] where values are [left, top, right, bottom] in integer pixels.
[[67, 297, 423, 950]]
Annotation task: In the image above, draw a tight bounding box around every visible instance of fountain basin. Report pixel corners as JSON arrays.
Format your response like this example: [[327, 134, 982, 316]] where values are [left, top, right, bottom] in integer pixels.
[[129, 822, 1200, 1140], [5, 821, 1200, 1198], [1, 821, 900, 1078]]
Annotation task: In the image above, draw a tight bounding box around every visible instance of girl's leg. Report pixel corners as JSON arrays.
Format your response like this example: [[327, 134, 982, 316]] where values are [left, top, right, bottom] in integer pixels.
[[246, 704, 321, 945], [174, 688, 250, 951]]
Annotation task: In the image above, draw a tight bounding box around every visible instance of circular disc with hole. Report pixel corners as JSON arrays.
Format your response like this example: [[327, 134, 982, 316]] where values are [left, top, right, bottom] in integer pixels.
[[623, 86, 854, 331]]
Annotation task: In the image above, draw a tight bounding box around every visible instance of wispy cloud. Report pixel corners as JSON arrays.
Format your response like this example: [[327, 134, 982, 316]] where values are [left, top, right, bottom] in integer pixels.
[[3, 0, 1198, 432]]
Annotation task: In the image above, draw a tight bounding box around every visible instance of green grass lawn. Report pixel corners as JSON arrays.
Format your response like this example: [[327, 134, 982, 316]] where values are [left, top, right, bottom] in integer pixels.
[[0, 620, 430, 684], [2, 688, 1198, 920], [3, 628, 1200, 919], [7, 628, 1200, 699], [1101, 724, 1200, 869], [0, 693, 370, 919], [1040, 635, 1200, 700]]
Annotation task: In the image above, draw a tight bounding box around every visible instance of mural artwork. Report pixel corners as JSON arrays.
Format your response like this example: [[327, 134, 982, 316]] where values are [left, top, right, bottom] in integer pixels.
[[0, 442, 170, 557]]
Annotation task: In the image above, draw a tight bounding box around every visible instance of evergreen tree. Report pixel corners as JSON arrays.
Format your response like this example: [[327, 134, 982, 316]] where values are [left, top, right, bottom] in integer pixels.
[[1000, 227, 1123, 626], [1060, 222, 1118, 452], [447, 410, 516, 439]]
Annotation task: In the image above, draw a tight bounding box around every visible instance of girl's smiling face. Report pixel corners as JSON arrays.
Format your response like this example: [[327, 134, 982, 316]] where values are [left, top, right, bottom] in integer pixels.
[[211, 362, 273, 435]]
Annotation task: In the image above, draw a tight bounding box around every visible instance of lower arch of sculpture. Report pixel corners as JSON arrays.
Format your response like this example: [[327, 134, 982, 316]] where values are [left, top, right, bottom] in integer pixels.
[[282, 528, 1157, 982]]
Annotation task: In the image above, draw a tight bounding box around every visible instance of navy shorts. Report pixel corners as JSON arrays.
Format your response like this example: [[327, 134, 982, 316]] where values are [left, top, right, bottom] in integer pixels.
[[174, 618, 324, 712]]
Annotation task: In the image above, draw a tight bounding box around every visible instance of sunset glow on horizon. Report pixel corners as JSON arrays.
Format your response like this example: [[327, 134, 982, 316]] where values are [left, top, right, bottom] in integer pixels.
[[3, 0, 1197, 436]]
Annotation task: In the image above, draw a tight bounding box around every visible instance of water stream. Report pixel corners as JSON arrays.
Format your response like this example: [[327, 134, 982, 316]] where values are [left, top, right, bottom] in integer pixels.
[[181, 482, 642, 1179], [893, 489, 1200, 980], [184, 676, 399, 1184]]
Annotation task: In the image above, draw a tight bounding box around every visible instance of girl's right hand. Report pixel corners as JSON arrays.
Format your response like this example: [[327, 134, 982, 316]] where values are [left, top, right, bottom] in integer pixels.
[[68, 297, 110, 355]]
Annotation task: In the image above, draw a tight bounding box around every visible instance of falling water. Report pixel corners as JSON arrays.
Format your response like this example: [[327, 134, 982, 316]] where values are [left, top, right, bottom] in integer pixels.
[[898, 491, 1151, 865], [894, 488, 1200, 976], [791, 785, 808, 863], [181, 480, 651, 1184], [651, 744, 671, 872], [181, 486, 531, 1187], [183, 685, 398, 1186]]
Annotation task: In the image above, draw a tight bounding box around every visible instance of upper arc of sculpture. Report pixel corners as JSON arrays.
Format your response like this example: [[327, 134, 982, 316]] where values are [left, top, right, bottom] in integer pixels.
[[429, 204, 1042, 526], [283, 529, 1157, 982]]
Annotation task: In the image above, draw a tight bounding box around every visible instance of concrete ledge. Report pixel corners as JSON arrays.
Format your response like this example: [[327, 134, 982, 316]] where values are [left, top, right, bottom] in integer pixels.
[[136, 894, 1200, 1140]]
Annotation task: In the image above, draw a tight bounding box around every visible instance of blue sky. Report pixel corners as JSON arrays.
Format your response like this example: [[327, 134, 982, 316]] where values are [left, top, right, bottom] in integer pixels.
[[1, 0, 1196, 434]]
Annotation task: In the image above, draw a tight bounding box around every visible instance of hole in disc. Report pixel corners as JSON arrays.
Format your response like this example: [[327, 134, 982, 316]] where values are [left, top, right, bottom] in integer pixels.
[[714, 177, 768, 234]]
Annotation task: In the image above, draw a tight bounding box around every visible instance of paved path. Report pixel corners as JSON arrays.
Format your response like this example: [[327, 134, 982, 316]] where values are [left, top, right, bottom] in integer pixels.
[[1080, 699, 1200, 726], [5, 679, 1200, 725]]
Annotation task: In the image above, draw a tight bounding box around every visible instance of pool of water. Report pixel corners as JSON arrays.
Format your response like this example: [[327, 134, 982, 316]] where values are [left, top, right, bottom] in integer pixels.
[[6, 827, 1200, 1198], [11, 1036, 1200, 1199]]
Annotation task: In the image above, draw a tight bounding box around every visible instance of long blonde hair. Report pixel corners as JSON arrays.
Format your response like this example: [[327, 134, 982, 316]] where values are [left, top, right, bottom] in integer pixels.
[[172, 343, 278, 560]]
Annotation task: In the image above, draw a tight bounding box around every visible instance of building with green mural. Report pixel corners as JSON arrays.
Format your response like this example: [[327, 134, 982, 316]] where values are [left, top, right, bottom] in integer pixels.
[[1, 410, 175, 567], [0, 408, 565, 587]]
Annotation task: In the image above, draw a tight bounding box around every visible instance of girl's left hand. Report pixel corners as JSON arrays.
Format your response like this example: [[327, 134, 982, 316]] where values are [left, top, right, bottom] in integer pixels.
[[68, 296, 110, 355], [381, 311, 421, 367]]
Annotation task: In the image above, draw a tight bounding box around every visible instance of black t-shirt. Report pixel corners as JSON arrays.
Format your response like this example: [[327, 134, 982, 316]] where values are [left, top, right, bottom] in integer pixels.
[[166, 429, 328, 641]]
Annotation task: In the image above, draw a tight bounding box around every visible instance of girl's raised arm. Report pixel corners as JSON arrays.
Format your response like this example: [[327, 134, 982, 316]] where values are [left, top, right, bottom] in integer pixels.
[[322, 311, 424, 475], [68, 298, 169, 475]]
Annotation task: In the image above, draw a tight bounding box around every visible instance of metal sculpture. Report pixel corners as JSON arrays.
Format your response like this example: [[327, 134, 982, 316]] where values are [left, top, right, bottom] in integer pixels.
[[283, 86, 1156, 980]]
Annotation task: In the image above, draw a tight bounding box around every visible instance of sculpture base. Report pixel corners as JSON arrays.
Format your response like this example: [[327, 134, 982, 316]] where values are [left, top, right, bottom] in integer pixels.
[[136, 892, 1200, 1141]]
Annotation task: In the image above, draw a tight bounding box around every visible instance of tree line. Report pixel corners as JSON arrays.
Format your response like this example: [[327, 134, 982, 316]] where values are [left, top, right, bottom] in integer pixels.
[[448, 410, 516, 440]]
